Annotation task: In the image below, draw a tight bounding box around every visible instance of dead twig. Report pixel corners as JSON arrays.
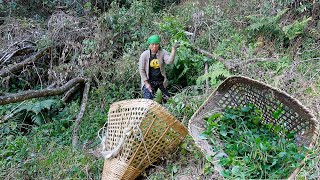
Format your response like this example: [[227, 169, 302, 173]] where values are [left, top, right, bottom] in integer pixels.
[[72, 79, 91, 149], [32, 61, 43, 89]]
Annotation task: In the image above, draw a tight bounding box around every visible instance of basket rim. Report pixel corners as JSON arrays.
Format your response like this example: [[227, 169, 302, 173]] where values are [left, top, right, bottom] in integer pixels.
[[188, 75, 319, 144]]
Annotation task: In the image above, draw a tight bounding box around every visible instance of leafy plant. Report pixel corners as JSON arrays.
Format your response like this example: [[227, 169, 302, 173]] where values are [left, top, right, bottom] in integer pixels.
[[214, 33, 247, 59], [154, 89, 163, 103], [165, 86, 205, 125], [245, 8, 288, 44], [82, 39, 97, 55], [159, 14, 187, 41], [13, 99, 62, 125], [166, 44, 206, 87], [0, 99, 63, 137], [283, 17, 312, 40], [201, 104, 308, 179], [197, 62, 231, 87]]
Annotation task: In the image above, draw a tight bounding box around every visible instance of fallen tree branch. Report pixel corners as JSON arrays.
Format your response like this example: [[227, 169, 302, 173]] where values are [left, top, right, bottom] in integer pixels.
[[192, 46, 226, 63], [0, 46, 35, 65], [231, 58, 278, 69], [192, 46, 278, 70], [0, 77, 86, 105], [0, 47, 50, 77], [72, 79, 91, 149], [61, 83, 81, 102], [191, 46, 233, 70], [243, 57, 278, 64]]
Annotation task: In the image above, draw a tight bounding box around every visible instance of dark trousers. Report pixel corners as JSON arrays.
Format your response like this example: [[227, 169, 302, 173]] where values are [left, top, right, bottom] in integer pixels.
[[143, 81, 170, 100]]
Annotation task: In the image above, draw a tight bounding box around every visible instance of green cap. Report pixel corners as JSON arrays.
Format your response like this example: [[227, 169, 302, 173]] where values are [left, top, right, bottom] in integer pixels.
[[147, 35, 161, 45]]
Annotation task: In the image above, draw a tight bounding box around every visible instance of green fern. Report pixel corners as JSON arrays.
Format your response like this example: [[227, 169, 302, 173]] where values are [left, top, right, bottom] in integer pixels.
[[246, 8, 288, 32], [7, 99, 62, 126], [31, 114, 45, 126], [283, 17, 312, 40], [245, 8, 288, 41], [197, 62, 231, 87]]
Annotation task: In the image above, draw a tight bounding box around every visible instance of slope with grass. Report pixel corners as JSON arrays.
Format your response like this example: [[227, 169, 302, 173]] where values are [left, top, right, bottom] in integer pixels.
[[0, 0, 319, 179]]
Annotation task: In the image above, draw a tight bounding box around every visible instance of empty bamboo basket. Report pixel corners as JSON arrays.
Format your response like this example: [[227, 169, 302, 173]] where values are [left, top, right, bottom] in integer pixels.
[[101, 99, 188, 180], [188, 76, 319, 179]]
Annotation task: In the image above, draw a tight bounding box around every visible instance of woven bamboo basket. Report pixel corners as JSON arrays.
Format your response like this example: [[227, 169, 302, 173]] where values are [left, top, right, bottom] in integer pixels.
[[101, 99, 188, 180], [188, 76, 319, 179]]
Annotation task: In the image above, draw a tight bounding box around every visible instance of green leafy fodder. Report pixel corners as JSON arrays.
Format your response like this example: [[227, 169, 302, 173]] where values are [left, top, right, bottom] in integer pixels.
[[201, 104, 309, 179]]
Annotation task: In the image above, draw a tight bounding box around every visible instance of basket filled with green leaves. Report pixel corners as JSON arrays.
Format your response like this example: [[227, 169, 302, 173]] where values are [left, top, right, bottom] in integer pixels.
[[188, 76, 319, 179]]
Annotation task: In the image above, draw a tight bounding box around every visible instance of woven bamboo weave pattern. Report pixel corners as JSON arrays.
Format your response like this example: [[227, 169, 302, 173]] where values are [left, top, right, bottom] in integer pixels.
[[188, 76, 319, 179], [102, 99, 188, 180]]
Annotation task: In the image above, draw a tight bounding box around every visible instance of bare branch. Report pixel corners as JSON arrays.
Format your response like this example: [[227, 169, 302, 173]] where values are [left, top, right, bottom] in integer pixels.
[[0, 46, 35, 65], [232, 58, 278, 69], [191, 46, 233, 70], [72, 79, 91, 149], [0, 47, 50, 77], [192, 45, 278, 70], [61, 83, 81, 102], [0, 77, 86, 105]]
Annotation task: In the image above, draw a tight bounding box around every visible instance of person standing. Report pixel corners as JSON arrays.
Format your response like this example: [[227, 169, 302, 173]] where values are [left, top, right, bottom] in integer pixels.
[[139, 35, 178, 100]]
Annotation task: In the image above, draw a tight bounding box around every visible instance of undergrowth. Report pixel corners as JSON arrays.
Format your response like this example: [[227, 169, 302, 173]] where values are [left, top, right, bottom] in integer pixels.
[[0, 0, 319, 179]]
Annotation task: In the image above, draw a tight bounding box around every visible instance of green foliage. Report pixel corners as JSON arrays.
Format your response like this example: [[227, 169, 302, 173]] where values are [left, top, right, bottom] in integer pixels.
[[82, 39, 98, 55], [283, 17, 312, 40], [246, 8, 288, 32], [214, 33, 247, 59], [246, 8, 288, 44], [0, 125, 103, 179], [0, 99, 63, 137], [202, 104, 309, 179], [0, 98, 103, 179], [100, 1, 157, 46], [165, 86, 205, 124], [154, 89, 163, 104], [167, 44, 206, 87], [13, 99, 62, 125], [197, 62, 231, 87], [147, 0, 180, 11], [260, 55, 291, 75], [159, 14, 187, 41], [158, 12, 208, 88]]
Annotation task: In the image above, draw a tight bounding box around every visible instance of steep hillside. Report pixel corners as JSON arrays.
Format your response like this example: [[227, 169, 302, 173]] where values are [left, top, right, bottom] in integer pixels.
[[0, 0, 319, 179]]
